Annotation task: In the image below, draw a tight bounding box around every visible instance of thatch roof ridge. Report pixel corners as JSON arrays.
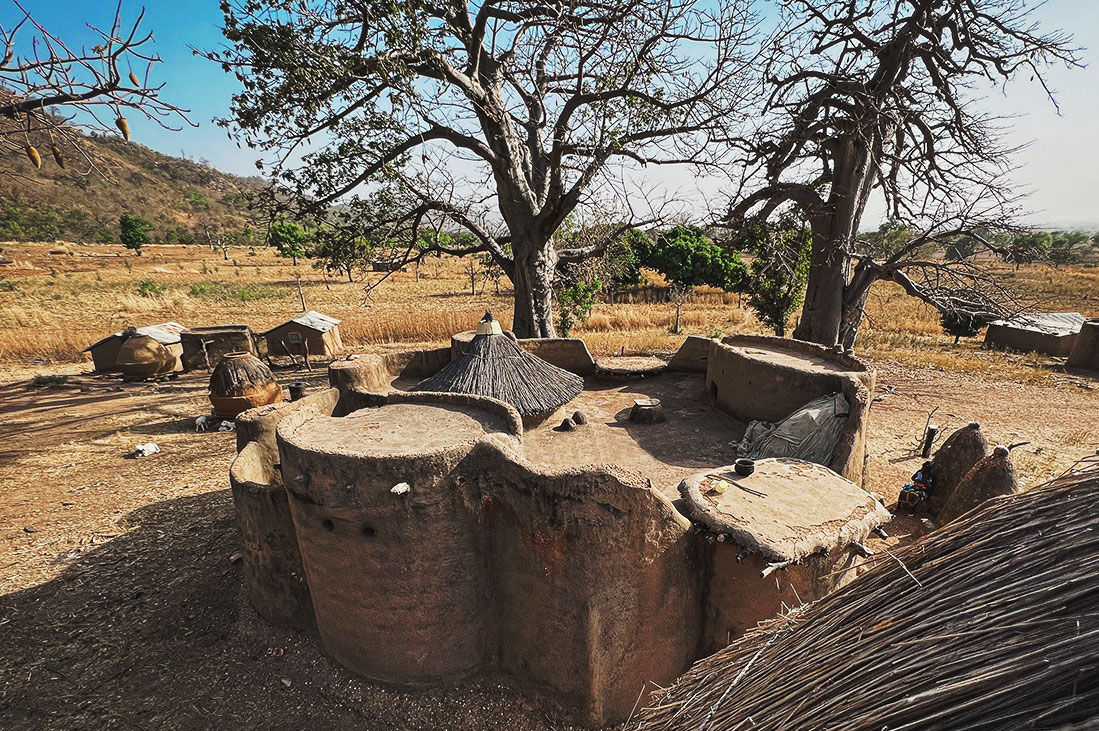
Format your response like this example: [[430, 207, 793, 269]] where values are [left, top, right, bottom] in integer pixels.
[[638, 457, 1099, 731], [411, 332, 583, 416]]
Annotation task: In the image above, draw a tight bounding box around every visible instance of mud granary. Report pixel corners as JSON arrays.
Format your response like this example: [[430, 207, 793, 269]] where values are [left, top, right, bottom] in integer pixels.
[[229, 335, 888, 726]]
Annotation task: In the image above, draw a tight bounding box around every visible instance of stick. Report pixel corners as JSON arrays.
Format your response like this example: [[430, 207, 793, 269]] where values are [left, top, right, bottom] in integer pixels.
[[761, 560, 792, 579]]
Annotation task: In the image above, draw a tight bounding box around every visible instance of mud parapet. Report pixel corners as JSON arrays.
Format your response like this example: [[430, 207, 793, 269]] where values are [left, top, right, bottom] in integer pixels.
[[228, 339, 887, 725], [702, 335, 875, 484]]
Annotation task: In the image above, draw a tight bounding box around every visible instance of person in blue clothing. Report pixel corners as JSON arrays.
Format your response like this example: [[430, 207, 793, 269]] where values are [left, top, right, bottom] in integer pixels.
[[898, 461, 935, 510]]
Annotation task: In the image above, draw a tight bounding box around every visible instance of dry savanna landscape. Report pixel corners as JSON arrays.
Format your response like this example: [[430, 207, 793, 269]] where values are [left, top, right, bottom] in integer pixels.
[[1, 241, 1097, 728], [3, 0, 1099, 727]]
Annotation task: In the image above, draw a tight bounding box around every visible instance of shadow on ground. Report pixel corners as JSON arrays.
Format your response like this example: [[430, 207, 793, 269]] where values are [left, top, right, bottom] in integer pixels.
[[0, 491, 579, 730]]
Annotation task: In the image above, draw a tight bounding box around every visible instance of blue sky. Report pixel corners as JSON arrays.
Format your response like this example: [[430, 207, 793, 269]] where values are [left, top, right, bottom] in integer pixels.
[[7, 0, 1099, 227]]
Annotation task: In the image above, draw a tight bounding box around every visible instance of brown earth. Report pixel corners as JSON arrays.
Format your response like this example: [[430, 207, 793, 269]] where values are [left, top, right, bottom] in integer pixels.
[[1, 350, 1096, 729]]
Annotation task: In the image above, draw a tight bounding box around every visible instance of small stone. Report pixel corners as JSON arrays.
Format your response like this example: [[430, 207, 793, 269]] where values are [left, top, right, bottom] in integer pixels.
[[571, 410, 588, 426], [229, 552, 242, 563], [390, 482, 410, 495], [23, 526, 37, 534], [280, 677, 292, 688], [554, 418, 576, 432]]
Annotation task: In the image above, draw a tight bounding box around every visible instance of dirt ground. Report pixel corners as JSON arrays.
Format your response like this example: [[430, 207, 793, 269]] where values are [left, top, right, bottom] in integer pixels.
[[1, 355, 1096, 729]]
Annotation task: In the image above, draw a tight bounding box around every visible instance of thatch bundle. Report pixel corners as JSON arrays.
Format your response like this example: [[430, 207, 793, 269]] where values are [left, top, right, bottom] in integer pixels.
[[938, 445, 1019, 525], [930, 421, 988, 513], [638, 457, 1099, 731], [412, 319, 583, 416], [209, 352, 283, 417]]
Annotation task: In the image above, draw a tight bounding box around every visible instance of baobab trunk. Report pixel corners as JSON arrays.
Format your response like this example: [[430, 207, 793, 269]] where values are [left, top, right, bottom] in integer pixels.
[[794, 139, 878, 347], [793, 232, 845, 346], [510, 244, 557, 338]]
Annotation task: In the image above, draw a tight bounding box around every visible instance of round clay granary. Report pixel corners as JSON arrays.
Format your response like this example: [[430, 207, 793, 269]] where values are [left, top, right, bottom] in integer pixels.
[[274, 395, 521, 685]]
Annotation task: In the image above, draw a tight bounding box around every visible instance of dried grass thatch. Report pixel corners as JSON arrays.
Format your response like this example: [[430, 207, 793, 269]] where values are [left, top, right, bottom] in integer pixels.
[[638, 455, 1099, 731], [411, 333, 584, 416], [209, 352, 277, 397]]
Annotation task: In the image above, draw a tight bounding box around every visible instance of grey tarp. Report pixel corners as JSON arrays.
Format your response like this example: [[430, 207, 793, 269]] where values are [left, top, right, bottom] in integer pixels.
[[736, 392, 850, 466]]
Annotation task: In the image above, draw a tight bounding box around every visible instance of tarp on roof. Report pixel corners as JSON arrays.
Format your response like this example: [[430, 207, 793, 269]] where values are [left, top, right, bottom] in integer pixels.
[[264, 310, 340, 334], [736, 392, 850, 467], [987, 312, 1085, 336], [83, 321, 187, 352]]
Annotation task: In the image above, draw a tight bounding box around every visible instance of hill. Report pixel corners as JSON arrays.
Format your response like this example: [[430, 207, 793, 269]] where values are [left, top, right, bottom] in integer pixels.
[[0, 131, 264, 245]]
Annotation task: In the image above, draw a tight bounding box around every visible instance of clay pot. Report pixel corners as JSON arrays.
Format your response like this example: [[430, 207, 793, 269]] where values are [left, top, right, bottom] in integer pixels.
[[209, 352, 283, 418], [116, 334, 176, 376]]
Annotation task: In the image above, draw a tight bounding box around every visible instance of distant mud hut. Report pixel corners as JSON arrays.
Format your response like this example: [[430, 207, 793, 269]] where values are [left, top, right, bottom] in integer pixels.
[[983, 312, 1086, 356], [412, 313, 583, 416], [263, 311, 342, 360], [83, 322, 186, 372], [180, 325, 265, 371], [1067, 319, 1099, 372], [638, 459, 1099, 731]]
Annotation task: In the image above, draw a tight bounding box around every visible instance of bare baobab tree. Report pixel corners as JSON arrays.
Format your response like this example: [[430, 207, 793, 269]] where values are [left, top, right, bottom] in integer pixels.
[[725, 0, 1080, 349], [0, 1, 193, 176], [212, 0, 759, 337]]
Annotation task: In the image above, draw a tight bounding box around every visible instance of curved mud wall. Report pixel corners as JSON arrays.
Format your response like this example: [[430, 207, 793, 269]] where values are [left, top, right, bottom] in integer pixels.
[[228, 348, 883, 726], [229, 391, 340, 629], [703, 335, 874, 483]]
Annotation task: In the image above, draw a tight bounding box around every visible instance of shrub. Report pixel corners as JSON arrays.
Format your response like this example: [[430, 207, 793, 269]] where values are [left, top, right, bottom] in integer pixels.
[[557, 278, 602, 337], [32, 374, 68, 386], [742, 220, 812, 336], [644, 226, 745, 292], [136, 279, 164, 297]]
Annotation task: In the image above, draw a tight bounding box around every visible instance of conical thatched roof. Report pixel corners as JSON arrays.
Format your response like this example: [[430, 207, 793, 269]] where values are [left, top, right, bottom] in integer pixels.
[[638, 456, 1099, 731], [412, 315, 583, 416]]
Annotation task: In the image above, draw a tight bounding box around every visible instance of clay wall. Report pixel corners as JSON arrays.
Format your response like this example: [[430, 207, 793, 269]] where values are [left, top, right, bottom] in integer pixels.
[[229, 390, 340, 630], [465, 454, 700, 725], [227, 348, 881, 725], [666, 335, 714, 373], [699, 542, 859, 654], [984, 323, 1078, 357], [451, 332, 597, 376], [703, 335, 874, 483], [1067, 320, 1099, 371]]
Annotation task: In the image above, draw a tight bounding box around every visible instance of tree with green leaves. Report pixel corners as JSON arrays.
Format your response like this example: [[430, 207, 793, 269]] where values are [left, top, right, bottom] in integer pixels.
[[1002, 231, 1053, 269], [311, 229, 375, 282], [267, 222, 311, 266], [644, 226, 745, 292], [211, 0, 758, 337], [556, 278, 602, 338], [742, 220, 811, 337], [119, 214, 153, 255]]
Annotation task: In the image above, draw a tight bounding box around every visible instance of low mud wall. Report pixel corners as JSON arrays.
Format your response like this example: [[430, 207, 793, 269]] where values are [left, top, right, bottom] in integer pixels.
[[984, 324, 1078, 357], [452, 331, 597, 376], [228, 348, 884, 725], [702, 335, 874, 483]]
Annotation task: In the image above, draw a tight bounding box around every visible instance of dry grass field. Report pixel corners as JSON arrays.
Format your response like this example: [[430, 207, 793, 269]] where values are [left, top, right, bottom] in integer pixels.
[[1, 241, 1097, 729], [1, 241, 1097, 384]]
